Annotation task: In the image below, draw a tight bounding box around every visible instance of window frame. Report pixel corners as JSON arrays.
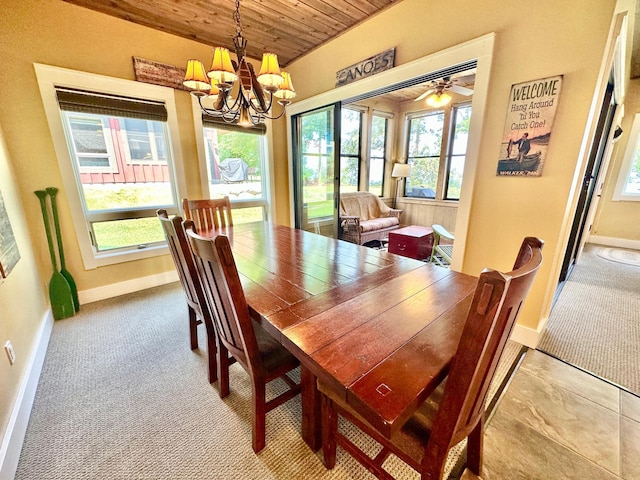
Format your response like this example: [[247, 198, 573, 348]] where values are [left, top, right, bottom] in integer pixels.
[[404, 109, 446, 200], [340, 106, 364, 193], [613, 112, 640, 201], [402, 103, 472, 202], [35, 63, 187, 269], [368, 110, 392, 197], [444, 102, 472, 200], [191, 97, 276, 222]]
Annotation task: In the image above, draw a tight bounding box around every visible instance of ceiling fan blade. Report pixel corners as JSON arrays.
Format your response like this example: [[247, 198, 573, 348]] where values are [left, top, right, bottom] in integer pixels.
[[449, 84, 474, 96], [415, 89, 435, 101]]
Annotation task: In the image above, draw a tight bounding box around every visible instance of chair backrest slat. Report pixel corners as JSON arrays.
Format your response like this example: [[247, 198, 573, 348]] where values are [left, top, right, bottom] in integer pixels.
[[183, 197, 233, 235], [185, 220, 261, 374], [424, 237, 543, 466], [157, 209, 202, 316]]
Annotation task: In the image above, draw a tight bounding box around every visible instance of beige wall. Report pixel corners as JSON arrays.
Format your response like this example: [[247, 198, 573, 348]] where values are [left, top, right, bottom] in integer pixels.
[[0, 125, 49, 446], [592, 78, 640, 241], [281, 0, 620, 335], [0, 0, 633, 463]]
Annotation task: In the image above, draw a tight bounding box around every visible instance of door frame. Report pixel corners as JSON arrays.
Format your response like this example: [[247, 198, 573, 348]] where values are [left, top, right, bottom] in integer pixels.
[[291, 103, 342, 237], [285, 33, 495, 271]]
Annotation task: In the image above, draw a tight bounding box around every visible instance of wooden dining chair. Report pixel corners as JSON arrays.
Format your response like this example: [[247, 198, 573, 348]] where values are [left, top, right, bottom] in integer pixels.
[[184, 220, 301, 453], [430, 224, 455, 267], [319, 237, 544, 480], [157, 209, 227, 384], [182, 197, 233, 235]]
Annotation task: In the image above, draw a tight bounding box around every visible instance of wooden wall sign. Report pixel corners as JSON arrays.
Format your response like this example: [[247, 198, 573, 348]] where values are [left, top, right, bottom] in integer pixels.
[[335, 48, 395, 88], [133, 57, 190, 91], [497, 75, 563, 176]]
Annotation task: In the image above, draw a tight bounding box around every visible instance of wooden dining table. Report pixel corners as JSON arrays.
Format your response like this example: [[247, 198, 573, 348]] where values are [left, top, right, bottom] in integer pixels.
[[218, 221, 478, 450]]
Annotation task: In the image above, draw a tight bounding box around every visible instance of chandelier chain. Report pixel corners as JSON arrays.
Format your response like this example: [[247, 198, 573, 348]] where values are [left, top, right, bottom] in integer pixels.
[[234, 0, 242, 37]]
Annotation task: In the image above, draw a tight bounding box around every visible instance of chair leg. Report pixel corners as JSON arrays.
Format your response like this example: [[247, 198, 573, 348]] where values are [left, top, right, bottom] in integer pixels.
[[217, 341, 230, 398], [321, 394, 338, 469], [206, 328, 218, 384], [188, 306, 198, 351], [252, 381, 267, 453], [466, 416, 484, 476]]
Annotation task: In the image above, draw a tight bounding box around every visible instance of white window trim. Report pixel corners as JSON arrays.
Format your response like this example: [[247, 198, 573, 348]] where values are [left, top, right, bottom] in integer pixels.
[[190, 96, 276, 222], [35, 63, 187, 269], [612, 112, 640, 201]]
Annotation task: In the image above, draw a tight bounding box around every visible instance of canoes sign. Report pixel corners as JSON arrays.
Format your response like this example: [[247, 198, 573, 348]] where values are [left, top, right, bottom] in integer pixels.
[[497, 75, 563, 176], [335, 48, 395, 87]]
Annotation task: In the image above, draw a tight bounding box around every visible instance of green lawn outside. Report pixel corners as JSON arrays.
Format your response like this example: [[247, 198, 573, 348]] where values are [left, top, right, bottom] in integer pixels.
[[85, 184, 264, 251]]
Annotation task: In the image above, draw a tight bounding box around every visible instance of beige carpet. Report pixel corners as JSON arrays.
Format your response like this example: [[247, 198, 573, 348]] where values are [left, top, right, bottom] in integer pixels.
[[15, 283, 523, 479], [538, 244, 640, 395], [596, 246, 640, 267]]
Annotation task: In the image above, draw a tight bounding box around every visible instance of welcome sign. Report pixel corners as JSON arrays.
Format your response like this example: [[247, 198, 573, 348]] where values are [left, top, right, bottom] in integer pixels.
[[497, 75, 563, 176]]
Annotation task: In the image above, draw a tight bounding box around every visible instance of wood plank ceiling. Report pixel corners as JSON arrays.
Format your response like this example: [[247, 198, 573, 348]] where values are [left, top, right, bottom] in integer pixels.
[[62, 0, 400, 67]]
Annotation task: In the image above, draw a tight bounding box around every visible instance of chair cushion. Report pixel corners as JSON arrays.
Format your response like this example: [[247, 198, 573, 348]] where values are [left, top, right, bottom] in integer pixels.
[[360, 217, 399, 232]]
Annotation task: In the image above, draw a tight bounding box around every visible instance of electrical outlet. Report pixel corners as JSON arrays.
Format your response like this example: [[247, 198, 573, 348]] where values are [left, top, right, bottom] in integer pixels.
[[4, 341, 15, 365]]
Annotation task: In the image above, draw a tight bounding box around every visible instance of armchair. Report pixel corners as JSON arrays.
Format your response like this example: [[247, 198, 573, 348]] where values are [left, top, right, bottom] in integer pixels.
[[339, 191, 401, 245]]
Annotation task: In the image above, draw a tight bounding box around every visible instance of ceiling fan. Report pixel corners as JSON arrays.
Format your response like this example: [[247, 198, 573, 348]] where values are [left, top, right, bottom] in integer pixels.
[[414, 76, 474, 103]]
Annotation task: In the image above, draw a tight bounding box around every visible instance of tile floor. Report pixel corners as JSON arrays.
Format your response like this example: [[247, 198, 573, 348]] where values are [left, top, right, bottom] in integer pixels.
[[462, 349, 640, 480]]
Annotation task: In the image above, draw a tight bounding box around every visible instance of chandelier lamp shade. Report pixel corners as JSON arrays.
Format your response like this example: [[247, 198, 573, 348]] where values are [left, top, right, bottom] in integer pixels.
[[182, 0, 296, 126]]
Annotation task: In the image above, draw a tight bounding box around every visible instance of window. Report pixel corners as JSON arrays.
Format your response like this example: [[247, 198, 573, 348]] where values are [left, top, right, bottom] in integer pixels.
[[613, 112, 640, 201], [201, 121, 270, 223], [405, 111, 444, 199], [36, 64, 186, 268], [121, 118, 167, 163], [404, 104, 472, 201], [445, 104, 472, 200], [369, 113, 389, 196], [66, 115, 116, 171], [340, 108, 362, 194]]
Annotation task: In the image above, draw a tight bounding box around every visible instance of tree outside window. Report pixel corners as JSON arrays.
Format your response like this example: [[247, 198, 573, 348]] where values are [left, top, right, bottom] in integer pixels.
[[405, 111, 444, 199], [369, 114, 388, 196], [340, 108, 361, 193]]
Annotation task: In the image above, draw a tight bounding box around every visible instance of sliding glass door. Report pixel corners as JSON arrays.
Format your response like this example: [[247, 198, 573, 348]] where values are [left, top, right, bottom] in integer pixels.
[[292, 104, 341, 237]]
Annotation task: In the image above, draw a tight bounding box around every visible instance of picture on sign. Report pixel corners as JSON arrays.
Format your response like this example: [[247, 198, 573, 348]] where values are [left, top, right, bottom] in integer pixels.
[[0, 188, 20, 278], [497, 75, 562, 176]]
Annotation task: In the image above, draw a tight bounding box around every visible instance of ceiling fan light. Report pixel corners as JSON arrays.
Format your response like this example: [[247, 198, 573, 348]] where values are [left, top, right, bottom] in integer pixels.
[[208, 47, 238, 84], [183, 59, 211, 94], [426, 92, 452, 108], [273, 71, 296, 99], [257, 53, 284, 89]]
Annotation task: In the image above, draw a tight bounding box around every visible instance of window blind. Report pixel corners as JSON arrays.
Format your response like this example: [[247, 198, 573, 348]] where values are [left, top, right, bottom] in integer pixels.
[[202, 113, 267, 135], [55, 87, 167, 121]]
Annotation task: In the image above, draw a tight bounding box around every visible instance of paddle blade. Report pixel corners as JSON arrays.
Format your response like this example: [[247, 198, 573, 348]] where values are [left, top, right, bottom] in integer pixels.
[[50, 272, 75, 320], [61, 268, 80, 312]]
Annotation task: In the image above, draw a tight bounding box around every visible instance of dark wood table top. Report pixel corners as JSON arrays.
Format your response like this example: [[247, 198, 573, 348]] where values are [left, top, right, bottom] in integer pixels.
[[221, 222, 477, 440]]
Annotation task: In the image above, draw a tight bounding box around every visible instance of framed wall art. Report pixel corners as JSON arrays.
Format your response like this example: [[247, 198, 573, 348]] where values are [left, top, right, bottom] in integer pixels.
[[497, 75, 563, 176], [0, 187, 20, 278]]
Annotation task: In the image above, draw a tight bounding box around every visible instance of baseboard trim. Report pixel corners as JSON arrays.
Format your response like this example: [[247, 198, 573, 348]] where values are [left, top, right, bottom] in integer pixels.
[[588, 236, 640, 250], [78, 270, 179, 305], [511, 322, 542, 348], [0, 311, 53, 480]]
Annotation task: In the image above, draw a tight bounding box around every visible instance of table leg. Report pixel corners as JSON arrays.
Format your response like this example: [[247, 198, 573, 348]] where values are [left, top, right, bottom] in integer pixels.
[[301, 364, 321, 451]]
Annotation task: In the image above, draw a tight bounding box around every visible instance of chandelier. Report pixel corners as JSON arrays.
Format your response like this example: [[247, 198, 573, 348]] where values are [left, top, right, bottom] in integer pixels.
[[182, 0, 296, 126]]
